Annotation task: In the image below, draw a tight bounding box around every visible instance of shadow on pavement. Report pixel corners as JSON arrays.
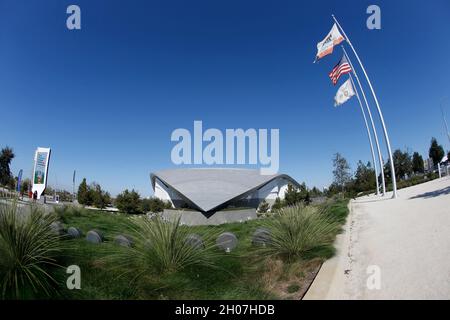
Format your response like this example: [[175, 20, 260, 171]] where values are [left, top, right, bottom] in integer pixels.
[[410, 185, 450, 199]]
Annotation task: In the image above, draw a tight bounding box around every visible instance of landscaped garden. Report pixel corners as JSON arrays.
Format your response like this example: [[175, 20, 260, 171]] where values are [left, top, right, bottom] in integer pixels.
[[0, 198, 349, 300]]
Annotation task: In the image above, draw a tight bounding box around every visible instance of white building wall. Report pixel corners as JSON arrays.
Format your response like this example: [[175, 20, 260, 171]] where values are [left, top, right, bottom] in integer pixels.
[[257, 178, 290, 202], [154, 178, 181, 207]]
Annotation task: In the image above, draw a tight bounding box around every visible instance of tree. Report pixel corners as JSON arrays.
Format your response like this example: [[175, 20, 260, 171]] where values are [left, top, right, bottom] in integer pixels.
[[429, 137, 445, 166], [115, 189, 143, 214], [309, 187, 323, 197], [384, 149, 413, 181], [332, 153, 351, 193], [354, 161, 376, 192], [412, 152, 424, 174], [20, 179, 31, 195], [91, 183, 111, 209], [284, 183, 310, 206], [0, 147, 15, 186], [257, 200, 269, 214], [77, 178, 90, 205]]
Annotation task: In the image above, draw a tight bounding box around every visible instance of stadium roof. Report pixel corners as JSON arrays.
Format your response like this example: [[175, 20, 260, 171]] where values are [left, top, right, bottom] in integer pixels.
[[150, 168, 300, 212]]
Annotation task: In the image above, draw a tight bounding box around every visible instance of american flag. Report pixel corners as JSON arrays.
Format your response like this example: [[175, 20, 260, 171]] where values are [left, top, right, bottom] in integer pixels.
[[329, 55, 352, 85]]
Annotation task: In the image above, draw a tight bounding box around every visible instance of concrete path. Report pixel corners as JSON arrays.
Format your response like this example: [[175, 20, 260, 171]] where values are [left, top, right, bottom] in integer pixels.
[[304, 177, 450, 300]]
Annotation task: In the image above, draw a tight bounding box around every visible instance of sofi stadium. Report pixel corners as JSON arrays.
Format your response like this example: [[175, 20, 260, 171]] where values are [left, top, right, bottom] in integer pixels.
[[150, 168, 300, 225]]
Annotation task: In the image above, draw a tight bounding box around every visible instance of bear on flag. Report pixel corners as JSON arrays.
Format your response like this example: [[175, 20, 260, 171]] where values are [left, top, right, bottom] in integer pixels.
[[315, 23, 345, 62]]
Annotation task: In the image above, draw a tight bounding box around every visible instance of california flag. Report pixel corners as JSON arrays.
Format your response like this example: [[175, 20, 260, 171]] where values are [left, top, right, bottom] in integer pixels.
[[315, 23, 345, 61], [334, 78, 355, 106]]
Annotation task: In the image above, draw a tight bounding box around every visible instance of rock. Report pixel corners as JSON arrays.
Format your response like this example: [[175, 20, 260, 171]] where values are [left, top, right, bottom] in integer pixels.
[[216, 232, 238, 252], [86, 230, 103, 244], [114, 235, 133, 247], [185, 234, 204, 249], [67, 226, 82, 238], [50, 221, 65, 235], [252, 228, 271, 246]]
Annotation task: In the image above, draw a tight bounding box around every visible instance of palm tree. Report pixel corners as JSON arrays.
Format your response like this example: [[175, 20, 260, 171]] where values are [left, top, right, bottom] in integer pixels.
[[0, 147, 15, 186]]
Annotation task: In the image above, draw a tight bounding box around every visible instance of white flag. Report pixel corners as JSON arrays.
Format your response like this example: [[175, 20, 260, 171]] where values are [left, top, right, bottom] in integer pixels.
[[334, 78, 355, 106], [315, 23, 345, 62]]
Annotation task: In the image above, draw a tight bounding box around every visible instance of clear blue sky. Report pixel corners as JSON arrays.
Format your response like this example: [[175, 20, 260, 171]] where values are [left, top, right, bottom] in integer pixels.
[[1, 0, 449, 196]]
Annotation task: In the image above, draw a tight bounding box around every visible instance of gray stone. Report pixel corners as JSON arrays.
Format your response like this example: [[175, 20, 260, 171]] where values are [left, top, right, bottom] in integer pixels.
[[114, 235, 133, 247], [50, 221, 65, 235], [67, 226, 82, 238], [185, 234, 204, 249], [86, 230, 103, 244], [216, 232, 238, 252], [252, 228, 271, 246]]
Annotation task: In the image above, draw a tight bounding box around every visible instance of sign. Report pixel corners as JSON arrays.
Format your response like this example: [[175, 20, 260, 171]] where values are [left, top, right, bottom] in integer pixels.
[[32, 147, 51, 199]]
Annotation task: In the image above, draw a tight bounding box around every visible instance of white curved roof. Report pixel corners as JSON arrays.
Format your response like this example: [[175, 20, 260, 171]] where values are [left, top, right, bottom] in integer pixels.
[[150, 168, 299, 212]]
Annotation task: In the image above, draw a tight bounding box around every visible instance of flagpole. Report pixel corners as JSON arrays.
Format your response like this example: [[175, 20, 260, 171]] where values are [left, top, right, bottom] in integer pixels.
[[332, 14, 398, 198], [342, 46, 385, 196], [348, 74, 380, 195]]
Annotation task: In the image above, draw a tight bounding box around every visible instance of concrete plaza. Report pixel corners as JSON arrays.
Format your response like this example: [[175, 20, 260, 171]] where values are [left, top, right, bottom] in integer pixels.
[[304, 177, 450, 299]]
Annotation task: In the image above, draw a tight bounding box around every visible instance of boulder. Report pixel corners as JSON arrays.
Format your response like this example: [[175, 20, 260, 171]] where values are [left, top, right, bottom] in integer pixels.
[[252, 228, 271, 246], [86, 230, 103, 244], [185, 234, 204, 249], [216, 232, 238, 252], [50, 221, 65, 235], [114, 234, 133, 247], [67, 226, 82, 239]]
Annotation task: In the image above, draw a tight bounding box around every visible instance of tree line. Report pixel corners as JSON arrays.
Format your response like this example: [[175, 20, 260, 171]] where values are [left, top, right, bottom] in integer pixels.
[[77, 179, 171, 214], [329, 137, 449, 197]]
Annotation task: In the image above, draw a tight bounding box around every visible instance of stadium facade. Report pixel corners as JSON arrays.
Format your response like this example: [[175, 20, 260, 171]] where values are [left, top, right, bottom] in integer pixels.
[[150, 168, 300, 214]]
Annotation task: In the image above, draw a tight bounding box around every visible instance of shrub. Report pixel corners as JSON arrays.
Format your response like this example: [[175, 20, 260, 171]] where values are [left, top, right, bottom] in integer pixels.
[[0, 202, 65, 299], [257, 200, 269, 215], [141, 197, 172, 213], [108, 216, 219, 278], [258, 205, 339, 262], [115, 189, 143, 214], [271, 197, 284, 212]]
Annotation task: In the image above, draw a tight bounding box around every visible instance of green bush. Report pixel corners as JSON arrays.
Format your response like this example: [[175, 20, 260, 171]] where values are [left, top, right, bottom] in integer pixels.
[[141, 197, 172, 213], [0, 203, 65, 299], [115, 189, 143, 214], [257, 200, 269, 215], [259, 205, 340, 262]]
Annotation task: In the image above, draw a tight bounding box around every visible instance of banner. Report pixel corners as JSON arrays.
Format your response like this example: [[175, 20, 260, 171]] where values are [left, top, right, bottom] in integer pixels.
[[32, 147, 51, 199], [16, 169, 23, 192]]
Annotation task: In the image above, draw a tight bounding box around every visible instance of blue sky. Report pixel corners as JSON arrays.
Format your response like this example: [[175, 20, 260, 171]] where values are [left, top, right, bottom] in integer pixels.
[[1, 0, 449, 196]]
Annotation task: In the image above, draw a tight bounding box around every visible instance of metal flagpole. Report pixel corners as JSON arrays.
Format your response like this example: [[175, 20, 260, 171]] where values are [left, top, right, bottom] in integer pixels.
[[342, 46, 386, 196], [72, 170, 76, 202], [440, 98, 450, 147], [332, 14, 398, 198], [348, 74, 380, 195]]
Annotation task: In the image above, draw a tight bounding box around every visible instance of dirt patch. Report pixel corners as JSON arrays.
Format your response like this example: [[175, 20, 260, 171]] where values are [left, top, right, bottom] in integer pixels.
[[261, 258, 323, 300]]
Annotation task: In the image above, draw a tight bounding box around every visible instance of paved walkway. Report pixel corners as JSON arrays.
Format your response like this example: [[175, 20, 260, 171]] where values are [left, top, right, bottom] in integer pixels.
[[304, 177, 450, 299]]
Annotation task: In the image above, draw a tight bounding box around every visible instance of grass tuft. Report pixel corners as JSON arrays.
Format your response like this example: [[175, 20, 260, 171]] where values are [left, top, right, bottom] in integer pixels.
[[0, 202, 66, 299], [258, 204, 340, 262]]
